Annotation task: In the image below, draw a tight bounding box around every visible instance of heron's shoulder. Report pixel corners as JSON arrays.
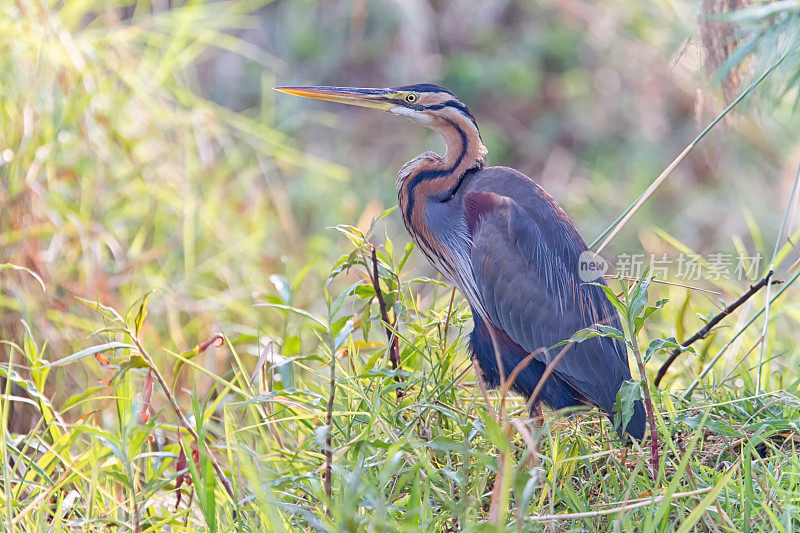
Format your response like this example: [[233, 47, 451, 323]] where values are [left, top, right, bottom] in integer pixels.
[[462, 166, 585, 248], [462, 166, 554, 206], [471, 165, 533, 181], [465, 165, 544, 191]]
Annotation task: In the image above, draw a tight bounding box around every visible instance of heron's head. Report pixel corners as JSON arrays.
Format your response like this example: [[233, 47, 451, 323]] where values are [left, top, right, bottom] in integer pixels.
[[274, 83, 480, 134]]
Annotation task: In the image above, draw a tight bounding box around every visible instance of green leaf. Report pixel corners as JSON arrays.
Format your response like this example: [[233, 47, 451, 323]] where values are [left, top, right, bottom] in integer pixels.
[[595, 324, 627, 342], [76, 298, 125, 324], [114, 353, 151, 378], [0, 362, 57, 411], [478, 411, 510, 453], [254, 303, 327, 328], [332, 317, 354, 350], [361, 304, 372, 342], [629, 276, 652, 319], [361, 347, 382, 373], [133, 292, 152, 336], [367, 206, 397, 237], [408, 276, 450, 287], [588, 282, 628, 321], [314, 425, 331, 452], [563, 327, 600, 344], [184, 441, 217, 533], [644, 336, 694, 364], [21, 320, 40, 364], [327, 254, 353, 282], [269, 274, 291, 303], [330, 280, 362, 317], [332, 224, 365, 247], [381, 291, 396, 311], [384, 236, 394, 264], [354, 283, 375, 299], [41, 342, 134, 368], [553, 324, 628, 349], [0, 263, 46, 293], [634, 297, 670, 333], [398, 242, 415, 272], [613, 379, 643, 436]]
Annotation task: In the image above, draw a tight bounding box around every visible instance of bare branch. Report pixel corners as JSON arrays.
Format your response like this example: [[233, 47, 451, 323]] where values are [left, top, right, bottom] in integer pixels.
[[655, 271, 779, 386], [129, 333, 236, 504], [368, 244, 403, 396]]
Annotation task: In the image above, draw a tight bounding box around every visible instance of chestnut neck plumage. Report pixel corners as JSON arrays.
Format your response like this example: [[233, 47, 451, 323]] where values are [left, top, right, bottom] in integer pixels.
[[396, 110, 488, 235], [394, 109, 488, 316]]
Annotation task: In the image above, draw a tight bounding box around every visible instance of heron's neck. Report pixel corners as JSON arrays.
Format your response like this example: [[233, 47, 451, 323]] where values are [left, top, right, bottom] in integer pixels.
[[437, 118, 487, 174], [397, 118, 487, 231]]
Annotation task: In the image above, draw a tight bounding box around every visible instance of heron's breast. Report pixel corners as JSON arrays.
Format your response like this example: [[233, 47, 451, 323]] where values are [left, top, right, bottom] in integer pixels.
[[397, 192, 489, 319], [397, 193, 457, 281]]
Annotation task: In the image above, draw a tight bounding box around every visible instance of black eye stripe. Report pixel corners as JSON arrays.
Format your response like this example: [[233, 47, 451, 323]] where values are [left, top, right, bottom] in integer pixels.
[[376, 95, 479, 130]]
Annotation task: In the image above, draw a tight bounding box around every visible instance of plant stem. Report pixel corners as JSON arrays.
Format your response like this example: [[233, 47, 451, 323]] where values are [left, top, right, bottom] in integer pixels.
[[128, 334, 236, 503], [368, 244, 403, 395], [324, 352, 335, 514], [591, 44, 795, 253], [629, 327, 659, 475]]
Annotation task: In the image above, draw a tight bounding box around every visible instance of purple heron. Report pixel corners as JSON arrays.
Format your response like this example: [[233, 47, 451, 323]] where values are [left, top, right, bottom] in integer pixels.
[[276, 84, 645, 439]]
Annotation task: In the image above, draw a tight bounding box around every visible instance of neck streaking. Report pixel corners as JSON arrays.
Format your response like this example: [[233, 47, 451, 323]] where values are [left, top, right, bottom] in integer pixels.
[[397, 113, 487, 233]]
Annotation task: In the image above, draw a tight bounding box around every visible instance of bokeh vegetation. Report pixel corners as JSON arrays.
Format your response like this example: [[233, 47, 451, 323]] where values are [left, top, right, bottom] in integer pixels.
[[1, 0, 799, 530]]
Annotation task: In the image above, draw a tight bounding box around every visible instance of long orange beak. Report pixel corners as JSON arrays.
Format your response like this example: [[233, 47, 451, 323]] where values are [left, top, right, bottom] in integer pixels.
[[274, 86, 396, 111]]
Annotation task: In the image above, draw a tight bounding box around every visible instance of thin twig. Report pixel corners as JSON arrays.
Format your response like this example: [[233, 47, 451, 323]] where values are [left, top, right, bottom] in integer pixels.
[[758, 159, 800, 392], [592, 45, 795, 253], [628, 323, 659, 475], [654, 271, 778, 386], [683, 270, 800, 398], [324, 347, 340, 513], [129, 334, 236, 503], [368, 244, 403, 395]]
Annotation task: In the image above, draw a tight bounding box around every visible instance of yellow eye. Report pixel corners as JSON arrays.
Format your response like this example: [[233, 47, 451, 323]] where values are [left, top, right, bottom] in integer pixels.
[[405, 93, 418, 103]]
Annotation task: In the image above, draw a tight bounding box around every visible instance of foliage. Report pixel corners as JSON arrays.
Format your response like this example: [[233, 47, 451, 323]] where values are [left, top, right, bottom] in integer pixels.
[[2, 232, 800, 530]]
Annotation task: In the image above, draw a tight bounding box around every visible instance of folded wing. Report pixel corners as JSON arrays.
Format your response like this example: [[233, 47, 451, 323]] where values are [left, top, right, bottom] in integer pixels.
[[464, 187, 632, 419]]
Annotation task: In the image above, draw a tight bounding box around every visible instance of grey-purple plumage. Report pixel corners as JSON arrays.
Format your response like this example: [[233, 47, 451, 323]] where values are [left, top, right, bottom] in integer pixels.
[[419, 165, 645, 439]]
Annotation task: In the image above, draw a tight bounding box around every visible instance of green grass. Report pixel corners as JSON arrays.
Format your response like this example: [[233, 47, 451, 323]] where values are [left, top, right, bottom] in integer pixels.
[[2, 0, 800, 531], [2, 237, 800, 531]]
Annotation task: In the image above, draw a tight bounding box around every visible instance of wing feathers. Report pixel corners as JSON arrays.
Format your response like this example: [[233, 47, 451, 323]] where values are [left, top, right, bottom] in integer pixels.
[[464, 188, 632, 414]]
